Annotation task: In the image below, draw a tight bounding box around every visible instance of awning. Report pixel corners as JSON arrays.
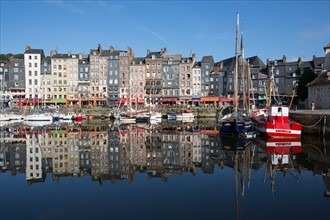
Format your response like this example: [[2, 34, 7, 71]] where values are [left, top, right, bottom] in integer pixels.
[[131, 99, 145, 103], [115, 98, 127, 104], [50, 98, 67, 104], [219, 97, 233, 102], [22, 99, 42, 104], [200, 97, 219, 102], [160, 98, 178, 102]]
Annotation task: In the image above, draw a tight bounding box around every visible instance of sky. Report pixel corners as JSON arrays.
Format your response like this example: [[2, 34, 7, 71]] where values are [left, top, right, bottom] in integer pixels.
[[0, 0, 329, 63]]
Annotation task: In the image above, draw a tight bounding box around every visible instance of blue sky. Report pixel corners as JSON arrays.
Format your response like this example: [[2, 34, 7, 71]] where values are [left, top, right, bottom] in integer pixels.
[[1, 0, 329, 63]]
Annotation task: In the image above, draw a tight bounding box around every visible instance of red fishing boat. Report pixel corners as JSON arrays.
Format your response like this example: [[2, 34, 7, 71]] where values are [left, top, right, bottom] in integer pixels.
[[253, 105, 302, 138]]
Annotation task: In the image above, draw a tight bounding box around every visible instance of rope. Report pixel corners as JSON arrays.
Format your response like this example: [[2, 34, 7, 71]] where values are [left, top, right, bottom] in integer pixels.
[[291, 115, 325, 128]]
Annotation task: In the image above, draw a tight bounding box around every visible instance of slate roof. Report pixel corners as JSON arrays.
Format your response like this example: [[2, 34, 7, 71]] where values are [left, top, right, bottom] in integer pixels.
[[145, 51, 162, 59], [246, 56, 265, 67], [131, 57, 145, 65], [201, 56, 214, 63], [163, 54, 182, 61], [307, 71, 330, 87], [193, 61, 201, 68], [25, 49, 44, 54], [51, 54, 79, 59]]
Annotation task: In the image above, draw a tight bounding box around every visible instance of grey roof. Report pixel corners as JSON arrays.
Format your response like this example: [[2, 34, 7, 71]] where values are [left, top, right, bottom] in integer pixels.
[[145, 51, 162, 59], [51, 54, 79, 59], [313, 57, 325, 69], [246, 56, 265, 67], [41, 57, 51, 64], [308, 71, 330, 87], [163, 54, 182, 61], [8, 59, 24, 67], [25, 49, 44, 54], [201, 56, 214, 63], [193, 61, 201, 68], [131, 57, 145, 65]]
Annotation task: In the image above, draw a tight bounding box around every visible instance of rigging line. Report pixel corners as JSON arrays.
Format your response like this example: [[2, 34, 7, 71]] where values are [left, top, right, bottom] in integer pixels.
[[291, 115, 325, 128]]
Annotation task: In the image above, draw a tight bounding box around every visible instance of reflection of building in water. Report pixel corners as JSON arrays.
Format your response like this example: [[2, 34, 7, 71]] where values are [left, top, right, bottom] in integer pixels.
[[1, 129, 26, 174], [162, 127, 180, 172], [108, 127, 122, 183], [26, 129, 45, 184], [201, 133, 220, 174], [146, 126, 163, 179], [3, 123, 329, 194], [178, 126, 195, 174], [129, 125, 147, 169], [192, 131, 202, 165]]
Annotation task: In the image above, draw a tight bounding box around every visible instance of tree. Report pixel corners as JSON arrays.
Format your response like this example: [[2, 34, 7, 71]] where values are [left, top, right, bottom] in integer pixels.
[[297, 68, 317, 101]]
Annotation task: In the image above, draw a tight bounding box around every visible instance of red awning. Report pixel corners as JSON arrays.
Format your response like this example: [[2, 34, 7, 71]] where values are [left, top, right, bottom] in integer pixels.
[[160, 98, 178, 102], [131, 99, 145, 103], [115, 98, 127, 104], [219, 97, 233, 102]]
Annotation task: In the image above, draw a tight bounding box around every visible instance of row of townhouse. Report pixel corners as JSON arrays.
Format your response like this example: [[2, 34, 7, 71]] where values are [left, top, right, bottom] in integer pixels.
[[0, 44, 328, 108]]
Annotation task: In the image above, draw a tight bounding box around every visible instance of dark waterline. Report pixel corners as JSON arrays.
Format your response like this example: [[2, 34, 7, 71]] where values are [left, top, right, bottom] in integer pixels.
[[0, 122, 329, 220]]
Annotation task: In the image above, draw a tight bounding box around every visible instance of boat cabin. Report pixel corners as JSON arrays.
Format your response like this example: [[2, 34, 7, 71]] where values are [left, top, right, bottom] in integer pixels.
[[267, 105, 289, 123]]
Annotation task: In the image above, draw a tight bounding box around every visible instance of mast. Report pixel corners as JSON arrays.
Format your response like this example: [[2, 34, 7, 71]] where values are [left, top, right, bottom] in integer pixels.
[[240, 31, 246, 111], [234, 13, 239, 113], [247, 63, 251, 113]]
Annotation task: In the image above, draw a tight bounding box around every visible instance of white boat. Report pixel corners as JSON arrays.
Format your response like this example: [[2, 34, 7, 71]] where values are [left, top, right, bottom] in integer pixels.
[[24, 113, 53, 121], [7, 114, 23, 121], [0, 113, 10, 121], [176, 112, 194, 121], [62, 112, 75, 120], [119, 115, 136, 124], [149, 111, 162, 120], [23, 120, 52, 127]]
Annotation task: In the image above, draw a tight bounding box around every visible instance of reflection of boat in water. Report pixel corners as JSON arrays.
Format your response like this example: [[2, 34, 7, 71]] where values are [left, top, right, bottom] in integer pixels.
[[221, 135, 252, 152], [255, 137, 302, 194], [23, 120, 53, 127], [255, 137, 302, 165]]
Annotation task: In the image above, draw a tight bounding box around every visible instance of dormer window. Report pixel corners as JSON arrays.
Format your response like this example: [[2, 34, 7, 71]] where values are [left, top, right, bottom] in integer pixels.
[[152, 55, 155, 59]]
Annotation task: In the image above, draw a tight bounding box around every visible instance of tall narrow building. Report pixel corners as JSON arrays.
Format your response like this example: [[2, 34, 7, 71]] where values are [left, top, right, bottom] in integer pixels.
[[24, 46, 45, 100]]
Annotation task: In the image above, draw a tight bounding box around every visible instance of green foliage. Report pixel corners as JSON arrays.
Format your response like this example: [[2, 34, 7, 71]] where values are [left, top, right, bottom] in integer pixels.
[[0, 54, 10, 61], [0, 53, 24, 61], [297, 68, 317, 101], [13, 54, 24, 59]]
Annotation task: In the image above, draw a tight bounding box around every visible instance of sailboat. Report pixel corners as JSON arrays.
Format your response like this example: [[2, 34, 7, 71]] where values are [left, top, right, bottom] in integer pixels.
[[219, 13, 251, 136]]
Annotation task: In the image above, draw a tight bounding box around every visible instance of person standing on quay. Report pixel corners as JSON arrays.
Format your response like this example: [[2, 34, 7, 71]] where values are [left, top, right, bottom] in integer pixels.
[[311, 101, 315, 111]]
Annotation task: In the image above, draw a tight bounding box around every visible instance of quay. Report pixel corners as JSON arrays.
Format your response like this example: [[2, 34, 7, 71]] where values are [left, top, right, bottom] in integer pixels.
[[290, 109, 330, 135]]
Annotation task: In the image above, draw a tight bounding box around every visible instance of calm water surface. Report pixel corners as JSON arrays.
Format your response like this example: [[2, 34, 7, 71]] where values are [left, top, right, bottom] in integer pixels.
[[0, 121, 329, 220]]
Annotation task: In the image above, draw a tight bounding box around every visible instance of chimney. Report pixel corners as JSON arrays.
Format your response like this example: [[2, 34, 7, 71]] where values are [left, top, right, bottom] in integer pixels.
[[192, 53, 196, 64], [282, 55, 286, 63], [127, 47, 134, 63], [110, 45, 114, 53], [79, 53, 83, 60], [98, 44, 102, 54], [25, 45, 31, 52], [50, 50, 58, 57], [147, 49, 150, 55]]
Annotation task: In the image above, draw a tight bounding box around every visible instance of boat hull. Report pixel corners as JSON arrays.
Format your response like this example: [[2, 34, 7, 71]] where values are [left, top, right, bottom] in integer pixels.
[[253, 106, 302, 138]]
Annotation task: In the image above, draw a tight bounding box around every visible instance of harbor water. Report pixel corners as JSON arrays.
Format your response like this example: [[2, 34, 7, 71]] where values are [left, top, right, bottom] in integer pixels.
[[0, 120, 329, 220]]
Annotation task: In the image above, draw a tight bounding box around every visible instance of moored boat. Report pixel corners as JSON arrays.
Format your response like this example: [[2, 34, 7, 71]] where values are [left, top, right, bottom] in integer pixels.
[[24, 113, 53, 122], [252, 105, 302, 138], [0, 113, 10, 121]]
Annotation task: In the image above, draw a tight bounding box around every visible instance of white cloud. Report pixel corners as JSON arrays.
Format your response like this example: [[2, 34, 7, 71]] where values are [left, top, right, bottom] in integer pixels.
[[138, 26, 168, 46], [47, 0, 83, 14], [299, 26, 329, 40]]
